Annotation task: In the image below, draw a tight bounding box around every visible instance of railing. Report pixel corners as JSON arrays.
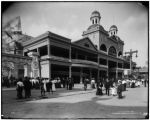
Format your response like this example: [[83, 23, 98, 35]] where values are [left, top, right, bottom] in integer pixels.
[[99, 64, 108, 68], [72, 59, 98, 66], [50, 55, 70, 62]]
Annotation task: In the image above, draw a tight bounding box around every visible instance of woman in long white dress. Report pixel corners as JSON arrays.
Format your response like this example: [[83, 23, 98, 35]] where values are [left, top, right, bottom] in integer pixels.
[[52, 79, 57, 92], [111, 82, 117, 96]]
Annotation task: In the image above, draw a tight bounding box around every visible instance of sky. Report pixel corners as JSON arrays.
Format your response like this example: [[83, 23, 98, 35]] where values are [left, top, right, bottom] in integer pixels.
[[2, 2, 148, 67]]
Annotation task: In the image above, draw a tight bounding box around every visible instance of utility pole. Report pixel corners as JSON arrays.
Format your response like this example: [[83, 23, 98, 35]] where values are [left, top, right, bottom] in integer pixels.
[[125, 49, 138, 75]]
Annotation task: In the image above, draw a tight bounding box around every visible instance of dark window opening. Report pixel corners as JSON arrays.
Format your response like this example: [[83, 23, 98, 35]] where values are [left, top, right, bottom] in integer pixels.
[[95, 19, 97, 24], [99, 58, 107, 65], [39, 45, 48, 56], [100, 44, 107, 52], [87, 56, 97, 62], [123, 62, 130, 69], [51, 45, 69, 58], [92, 20, 94, 24], [118, 51, 122, 57], [78, 54, 85, 60], [108, 46, 117, 57], [84, 43, 89, 47], [24, 52, 28, 56], [118, 63, 122, 68]]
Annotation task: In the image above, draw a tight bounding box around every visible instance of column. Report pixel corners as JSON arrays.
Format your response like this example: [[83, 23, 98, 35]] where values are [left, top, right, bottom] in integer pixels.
[[69, 66, 72, 78], [80, 68, 83, 84], [49, 61, 51, 79], [107, 60, 109, 77], [116, 69, 118, 80], [48, 42, 50, 56], [97, 69, 99, 81], [97, 55, 99, 81], [116, 62, 118, 80], [48, 39, 51, 79], [69, 45, 71, 60]]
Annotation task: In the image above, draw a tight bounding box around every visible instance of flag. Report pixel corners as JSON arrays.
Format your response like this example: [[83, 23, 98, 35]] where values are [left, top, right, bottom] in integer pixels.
[[3, 16, 22, 34], [2, 16, 22, 53]]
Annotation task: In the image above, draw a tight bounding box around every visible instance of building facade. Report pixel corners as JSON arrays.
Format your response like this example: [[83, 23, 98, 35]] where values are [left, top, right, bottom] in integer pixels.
[[23, 11, 130, 83]]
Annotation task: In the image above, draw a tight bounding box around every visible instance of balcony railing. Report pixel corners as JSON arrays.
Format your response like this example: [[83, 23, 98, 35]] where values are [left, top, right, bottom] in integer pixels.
[[50, 55, 70, 62], [72, 59, 98, 66]]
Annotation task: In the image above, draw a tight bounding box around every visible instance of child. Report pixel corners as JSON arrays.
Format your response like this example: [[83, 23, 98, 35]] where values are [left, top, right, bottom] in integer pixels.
[[111, 82, 117, 96], [117, 80, 123, 99]]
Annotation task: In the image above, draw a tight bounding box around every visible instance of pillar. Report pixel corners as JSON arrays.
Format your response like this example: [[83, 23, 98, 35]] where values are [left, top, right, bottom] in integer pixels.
[[116, 62, 118, 80], [49, 61, 51, 79], [69, 66, 72, 78], [69, 45, 71, 60], [116, 69, 118, 80], [48, 39, 51, 79], [107, 60, 109, 77], [97, 69, 99, 81], [80, 68, 83, 84]]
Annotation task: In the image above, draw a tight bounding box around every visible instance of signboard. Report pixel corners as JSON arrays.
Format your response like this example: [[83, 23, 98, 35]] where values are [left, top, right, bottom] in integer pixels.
[[28, 52, 40, 78], [124, 69, 131, 75]]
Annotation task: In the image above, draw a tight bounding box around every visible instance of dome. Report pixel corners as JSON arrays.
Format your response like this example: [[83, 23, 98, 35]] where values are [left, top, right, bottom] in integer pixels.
[[110, 25, 118, 31], [90, 10, 101, 19]]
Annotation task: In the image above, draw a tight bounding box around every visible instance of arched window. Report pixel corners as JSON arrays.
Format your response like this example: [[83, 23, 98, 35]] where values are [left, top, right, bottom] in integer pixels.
[[95, 19, 97, 24], [108, 46, 117, 57], [92, 20, 94, 24], [118, 51, 122, 57], [100, 44, 107, 52]]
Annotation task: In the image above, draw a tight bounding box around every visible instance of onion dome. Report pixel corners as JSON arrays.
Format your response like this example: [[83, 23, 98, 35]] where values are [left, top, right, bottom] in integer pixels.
[[90, 10, 101, 20], [110, 25, 118, 31]]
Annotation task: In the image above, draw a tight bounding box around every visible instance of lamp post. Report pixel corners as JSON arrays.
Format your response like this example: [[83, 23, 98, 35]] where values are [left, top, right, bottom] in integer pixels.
[[125, 49, 138, 75]]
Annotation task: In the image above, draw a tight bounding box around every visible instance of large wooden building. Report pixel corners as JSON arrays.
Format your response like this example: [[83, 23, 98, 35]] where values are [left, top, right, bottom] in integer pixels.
[[22, 11, 130, 83]]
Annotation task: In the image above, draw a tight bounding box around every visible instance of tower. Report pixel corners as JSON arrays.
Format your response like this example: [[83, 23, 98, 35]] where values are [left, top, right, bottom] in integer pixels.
[[90, 10, 101, 25], [109, 25, 118, 37]]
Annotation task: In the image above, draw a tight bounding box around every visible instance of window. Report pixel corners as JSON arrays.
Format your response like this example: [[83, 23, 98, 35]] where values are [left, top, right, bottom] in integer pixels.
[[95, 19, 97, 24], [118, 51, 122, 57], [100, 44, 107, 52], [92, 20, 94, 24], [108, 46, 117, 57], [84, 43, 89, 48]]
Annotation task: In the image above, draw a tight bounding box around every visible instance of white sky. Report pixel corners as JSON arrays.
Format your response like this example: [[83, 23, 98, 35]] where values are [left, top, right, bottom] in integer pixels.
[[2, 2, 148, 67]]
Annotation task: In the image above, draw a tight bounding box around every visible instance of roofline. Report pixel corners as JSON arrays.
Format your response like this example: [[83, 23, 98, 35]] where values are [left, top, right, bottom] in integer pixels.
[[23, 31, 71, 47], [72, 37, 98, 51]]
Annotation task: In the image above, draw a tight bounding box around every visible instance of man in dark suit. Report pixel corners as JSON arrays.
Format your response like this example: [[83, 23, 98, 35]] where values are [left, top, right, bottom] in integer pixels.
[[105, 77, 110, 96]]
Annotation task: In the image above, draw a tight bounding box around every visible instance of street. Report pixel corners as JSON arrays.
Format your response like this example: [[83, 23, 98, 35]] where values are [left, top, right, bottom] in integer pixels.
[[2, 84, 148, 119]]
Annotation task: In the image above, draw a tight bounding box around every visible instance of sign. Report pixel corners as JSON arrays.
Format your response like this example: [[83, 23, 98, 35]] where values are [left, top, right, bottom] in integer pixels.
[[124, 69, 131, 75], [28, 52, 40, 78]]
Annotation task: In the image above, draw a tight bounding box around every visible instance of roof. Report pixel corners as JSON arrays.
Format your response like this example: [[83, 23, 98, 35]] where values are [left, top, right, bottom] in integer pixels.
[[110, 25, 118, 31], [90, 10, 101, 19], [92, 10, 100, 16], [87, 24, 104, 30], [73, 37, 98, 51]]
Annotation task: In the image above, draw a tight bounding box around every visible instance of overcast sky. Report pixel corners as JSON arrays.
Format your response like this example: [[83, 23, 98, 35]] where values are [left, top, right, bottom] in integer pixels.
[[2, 2, 148, 67]]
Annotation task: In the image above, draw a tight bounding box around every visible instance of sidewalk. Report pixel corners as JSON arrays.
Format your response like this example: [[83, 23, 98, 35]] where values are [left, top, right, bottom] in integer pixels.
[[96, 86, 148, 107], [2, 84, 96, 104]]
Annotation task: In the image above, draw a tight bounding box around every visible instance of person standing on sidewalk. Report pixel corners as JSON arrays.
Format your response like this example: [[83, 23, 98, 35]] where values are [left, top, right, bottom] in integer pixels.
[[24, 77, 32, 98], [16, 78, 24, 99], [83, 78, 88, 91], [117, 80, 123, 99], [105, 77, 110, 96], [66, 77, 69, 90]]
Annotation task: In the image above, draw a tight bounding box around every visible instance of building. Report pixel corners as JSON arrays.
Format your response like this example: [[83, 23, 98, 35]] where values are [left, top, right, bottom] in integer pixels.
[[22, 10, 130, 83], [2, 16, 33, 80]]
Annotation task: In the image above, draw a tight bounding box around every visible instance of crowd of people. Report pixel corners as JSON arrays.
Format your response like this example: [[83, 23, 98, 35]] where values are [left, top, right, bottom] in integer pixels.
[[15, 77, 74, 99], [2, 75, 148, 100], [83, 77, 148, 99]]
